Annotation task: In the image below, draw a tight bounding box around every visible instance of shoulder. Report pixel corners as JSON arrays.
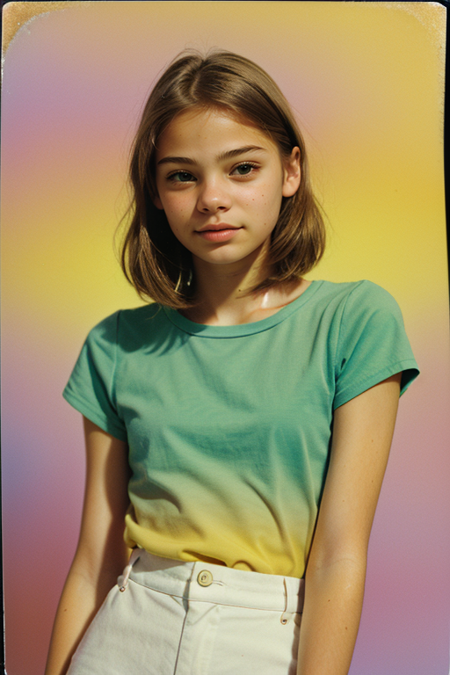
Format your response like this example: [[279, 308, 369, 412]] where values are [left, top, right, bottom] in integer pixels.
[[315, 279, 404, 322], [330, 280, 418, 406], [86, 303, 166, 343], [345, 280, 400, 307], [317, 279, 397, 303], [317, 279, 408, 341], [340, 280, 404, 326]]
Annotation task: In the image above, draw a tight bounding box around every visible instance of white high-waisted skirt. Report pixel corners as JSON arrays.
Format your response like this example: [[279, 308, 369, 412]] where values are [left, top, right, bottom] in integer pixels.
[[67, 549, 305, 675]]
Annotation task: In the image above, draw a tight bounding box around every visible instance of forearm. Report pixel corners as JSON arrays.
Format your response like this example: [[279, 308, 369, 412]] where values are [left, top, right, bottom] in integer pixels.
[[296, 557, 366, 675], [44, 560, 120, 675], [44, 420, 131, 675]]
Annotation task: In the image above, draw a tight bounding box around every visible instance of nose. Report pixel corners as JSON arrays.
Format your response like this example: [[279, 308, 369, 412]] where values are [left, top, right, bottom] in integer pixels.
[[196, 177, 231, 214]]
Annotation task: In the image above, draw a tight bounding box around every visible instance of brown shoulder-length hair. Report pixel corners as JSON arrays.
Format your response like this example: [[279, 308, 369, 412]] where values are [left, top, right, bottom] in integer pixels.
[[120, 49, 326, 309]]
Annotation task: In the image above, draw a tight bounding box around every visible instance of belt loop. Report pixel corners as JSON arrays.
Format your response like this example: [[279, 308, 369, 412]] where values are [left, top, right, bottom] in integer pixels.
[[117, 548, 141, 592], [280, 577, 293, 625]]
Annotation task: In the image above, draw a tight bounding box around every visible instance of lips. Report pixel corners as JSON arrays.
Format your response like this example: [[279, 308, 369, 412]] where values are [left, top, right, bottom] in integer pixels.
[[197, 223, 239, 233], [196, 224, 242, 243]]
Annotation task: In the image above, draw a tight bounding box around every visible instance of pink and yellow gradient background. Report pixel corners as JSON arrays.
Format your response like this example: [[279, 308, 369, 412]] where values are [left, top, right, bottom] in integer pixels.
[[1, 2, 448, 673]]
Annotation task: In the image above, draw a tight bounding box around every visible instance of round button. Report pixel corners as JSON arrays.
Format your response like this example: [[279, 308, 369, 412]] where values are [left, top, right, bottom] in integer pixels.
[[197, 570, 213, 587]]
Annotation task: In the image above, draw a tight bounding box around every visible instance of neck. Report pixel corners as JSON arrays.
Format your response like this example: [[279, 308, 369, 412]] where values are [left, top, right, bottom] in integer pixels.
[[182, 250, 311, 326], [189, 253, 270, 326]]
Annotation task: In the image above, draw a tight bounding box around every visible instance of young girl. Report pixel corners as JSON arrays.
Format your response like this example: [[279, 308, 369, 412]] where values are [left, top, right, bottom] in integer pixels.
[[45, 50, 419, 675]]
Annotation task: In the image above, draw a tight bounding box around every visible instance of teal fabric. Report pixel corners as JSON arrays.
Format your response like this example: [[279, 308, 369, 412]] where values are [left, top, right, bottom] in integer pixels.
[[63, 280, 419, 577]]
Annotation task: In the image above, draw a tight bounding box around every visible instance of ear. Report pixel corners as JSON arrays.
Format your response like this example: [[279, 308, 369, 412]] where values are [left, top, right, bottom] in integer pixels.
[[282, 147, 301, 198]]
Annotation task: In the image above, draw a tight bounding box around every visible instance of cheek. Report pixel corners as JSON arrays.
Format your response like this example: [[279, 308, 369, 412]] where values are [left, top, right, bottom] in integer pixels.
[[250, 184, 283, 217], [162, 195, 191, 222]]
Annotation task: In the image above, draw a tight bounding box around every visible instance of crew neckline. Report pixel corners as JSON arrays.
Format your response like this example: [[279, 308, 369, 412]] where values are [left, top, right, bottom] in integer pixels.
[[163, 280, 322, 338]]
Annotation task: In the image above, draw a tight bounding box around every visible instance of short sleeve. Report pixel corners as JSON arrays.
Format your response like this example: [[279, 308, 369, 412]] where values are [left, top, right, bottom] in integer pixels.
[[63, 311, 127, 441], [333, 281, 419, 410]]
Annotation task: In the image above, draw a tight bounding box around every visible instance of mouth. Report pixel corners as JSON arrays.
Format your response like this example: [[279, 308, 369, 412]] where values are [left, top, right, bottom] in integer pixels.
[[196, 223, 240, 233], [195, 224, 242, 243]]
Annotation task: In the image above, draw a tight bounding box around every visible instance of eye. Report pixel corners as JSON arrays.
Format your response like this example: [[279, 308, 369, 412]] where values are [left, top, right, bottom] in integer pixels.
[[231, 163, 258, 177], [168, 171, 196, 183]]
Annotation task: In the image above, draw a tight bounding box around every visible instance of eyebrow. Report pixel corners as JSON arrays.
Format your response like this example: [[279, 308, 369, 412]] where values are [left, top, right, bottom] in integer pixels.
[[157, 145, 267, 166]]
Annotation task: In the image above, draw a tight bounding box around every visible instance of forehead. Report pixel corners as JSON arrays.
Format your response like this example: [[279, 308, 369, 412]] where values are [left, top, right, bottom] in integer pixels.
[[156, 107, 278, 157]]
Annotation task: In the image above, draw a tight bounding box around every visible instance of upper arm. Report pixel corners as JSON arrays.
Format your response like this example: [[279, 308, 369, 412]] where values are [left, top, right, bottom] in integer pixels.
[[307, 373, 402, 572], [74, 417, 131, 579]]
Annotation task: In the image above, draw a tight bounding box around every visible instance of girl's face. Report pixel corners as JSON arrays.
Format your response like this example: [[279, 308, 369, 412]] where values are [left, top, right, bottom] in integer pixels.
[[153, 107, 300, 274]]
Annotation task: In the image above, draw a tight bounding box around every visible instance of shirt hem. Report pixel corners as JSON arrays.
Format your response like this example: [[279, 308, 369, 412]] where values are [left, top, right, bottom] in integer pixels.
[[333, 359, 419, 410], [62, 389, 128, 441]]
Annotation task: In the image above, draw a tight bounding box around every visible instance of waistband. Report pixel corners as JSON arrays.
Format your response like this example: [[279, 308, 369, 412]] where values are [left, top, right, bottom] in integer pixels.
[[118, 549, 304, 616]]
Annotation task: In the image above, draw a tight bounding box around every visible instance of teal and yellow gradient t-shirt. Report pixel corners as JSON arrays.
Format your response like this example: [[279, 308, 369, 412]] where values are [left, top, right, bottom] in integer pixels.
[[63, 280, 419, 578]]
